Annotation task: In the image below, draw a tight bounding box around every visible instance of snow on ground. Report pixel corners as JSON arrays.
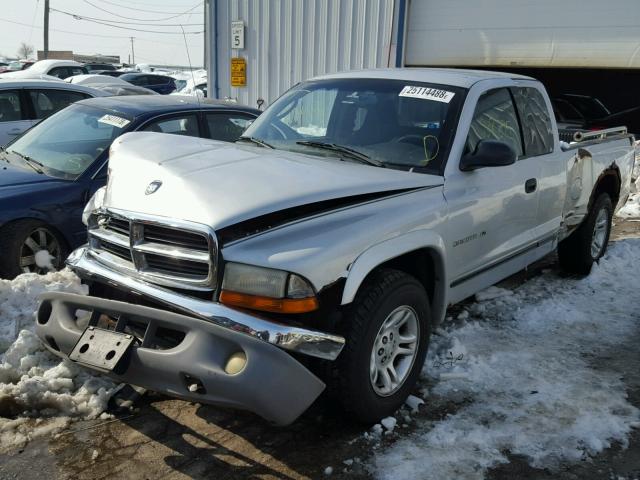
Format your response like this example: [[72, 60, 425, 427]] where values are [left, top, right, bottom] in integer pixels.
[[617, 193, 640, 218], [374, 239, 640, 480], [0, 270, 116, 452]]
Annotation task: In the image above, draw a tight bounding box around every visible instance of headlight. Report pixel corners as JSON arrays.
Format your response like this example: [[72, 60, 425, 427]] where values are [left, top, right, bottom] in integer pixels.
[[82, 186, 106, 226], [220, 262, 318, 314]]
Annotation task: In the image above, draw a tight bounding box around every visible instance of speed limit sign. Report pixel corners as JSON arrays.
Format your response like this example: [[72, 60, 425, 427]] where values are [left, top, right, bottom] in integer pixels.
[[231, 21, 244, 50]]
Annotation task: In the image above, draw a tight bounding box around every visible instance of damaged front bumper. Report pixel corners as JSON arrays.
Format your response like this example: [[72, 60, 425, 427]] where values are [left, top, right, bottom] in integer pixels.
[[35, 247, 345, 425]]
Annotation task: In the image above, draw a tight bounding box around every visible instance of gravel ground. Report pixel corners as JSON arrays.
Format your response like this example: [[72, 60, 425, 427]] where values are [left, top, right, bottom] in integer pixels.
[[0, 218, 638, 480]]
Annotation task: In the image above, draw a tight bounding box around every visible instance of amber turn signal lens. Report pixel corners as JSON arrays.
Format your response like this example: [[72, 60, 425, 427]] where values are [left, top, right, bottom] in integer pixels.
[[219, 290, 319, 314]]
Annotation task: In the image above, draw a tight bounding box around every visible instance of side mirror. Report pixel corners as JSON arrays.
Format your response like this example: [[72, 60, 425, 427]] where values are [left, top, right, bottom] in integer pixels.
[[460, 139, 517, 171]]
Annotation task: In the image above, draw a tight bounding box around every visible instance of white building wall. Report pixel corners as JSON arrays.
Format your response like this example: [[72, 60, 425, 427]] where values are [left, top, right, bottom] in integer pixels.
[[212, 0, 396, 109]]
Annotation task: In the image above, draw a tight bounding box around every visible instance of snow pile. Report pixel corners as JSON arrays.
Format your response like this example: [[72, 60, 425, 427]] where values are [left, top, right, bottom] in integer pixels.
[[0, 270, 86, 352], [0, 270, 116, 451], [374, 239, 640, 480], [616, 193, 640, 218]]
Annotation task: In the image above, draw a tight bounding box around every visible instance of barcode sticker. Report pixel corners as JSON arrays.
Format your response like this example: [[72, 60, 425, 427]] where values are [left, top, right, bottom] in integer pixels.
[[399, 86, 455, 103], [98, 114, 130, 128]]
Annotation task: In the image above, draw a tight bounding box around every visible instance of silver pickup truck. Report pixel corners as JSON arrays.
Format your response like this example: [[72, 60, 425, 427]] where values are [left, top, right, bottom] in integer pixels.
[[36, 69, 635, 425]]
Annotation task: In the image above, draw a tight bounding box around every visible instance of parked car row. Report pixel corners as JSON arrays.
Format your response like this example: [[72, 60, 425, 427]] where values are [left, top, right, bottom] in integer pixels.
[[0, 60, 34, 74], [0, 60, 180, 95]]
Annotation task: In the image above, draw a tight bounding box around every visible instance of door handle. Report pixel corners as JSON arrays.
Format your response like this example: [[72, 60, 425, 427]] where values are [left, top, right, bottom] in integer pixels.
[[525, 178, 537, 194]]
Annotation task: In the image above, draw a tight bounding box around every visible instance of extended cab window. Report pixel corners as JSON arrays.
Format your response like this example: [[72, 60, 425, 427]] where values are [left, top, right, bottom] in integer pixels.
[[466, 88, 523, 158], [512, 87, 554, 157]]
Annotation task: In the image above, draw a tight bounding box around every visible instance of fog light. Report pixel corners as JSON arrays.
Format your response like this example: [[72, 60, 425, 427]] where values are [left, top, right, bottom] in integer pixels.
[[224, 351, 247, 375]]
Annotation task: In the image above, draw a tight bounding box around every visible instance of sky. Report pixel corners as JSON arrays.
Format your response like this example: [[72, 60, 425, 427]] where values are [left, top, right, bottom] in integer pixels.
[[0, 0, 205, 67]]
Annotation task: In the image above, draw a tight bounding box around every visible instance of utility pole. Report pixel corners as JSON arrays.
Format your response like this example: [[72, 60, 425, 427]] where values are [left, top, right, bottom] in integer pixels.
[[43, 0, 50, 59], [130, 37, 135, 65], [205, 0, 218, 98]]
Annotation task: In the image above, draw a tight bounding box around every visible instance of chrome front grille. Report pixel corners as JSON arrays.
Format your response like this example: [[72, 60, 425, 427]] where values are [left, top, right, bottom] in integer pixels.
[[88, 210, 216, 291]]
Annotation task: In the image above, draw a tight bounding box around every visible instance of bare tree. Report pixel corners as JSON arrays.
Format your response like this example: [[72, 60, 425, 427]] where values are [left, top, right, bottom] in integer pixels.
[[17, 42, 34, 59]]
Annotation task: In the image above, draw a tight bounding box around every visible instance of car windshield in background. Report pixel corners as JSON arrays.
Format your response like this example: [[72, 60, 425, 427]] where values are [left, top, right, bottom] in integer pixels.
[[5, 104, 132, 180], [242, 78, 466, 172]]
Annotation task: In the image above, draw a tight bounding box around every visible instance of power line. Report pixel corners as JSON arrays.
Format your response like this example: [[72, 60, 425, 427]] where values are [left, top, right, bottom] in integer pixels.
[[83, 0, 202, 22], [0, 17, 201, 42], [27, 0, 40, 44], [50, 7, 203, 26], [94, 0, 201, 14], [50, 11, 203, 34]]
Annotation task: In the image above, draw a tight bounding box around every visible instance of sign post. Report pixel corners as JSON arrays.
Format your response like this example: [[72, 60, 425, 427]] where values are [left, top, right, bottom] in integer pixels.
[[231, 21, 245, 50]]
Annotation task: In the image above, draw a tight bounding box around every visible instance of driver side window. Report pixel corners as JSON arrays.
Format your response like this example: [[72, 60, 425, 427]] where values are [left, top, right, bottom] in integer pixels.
[[466, 88, 523, 157], [279, 89, 337, 137]]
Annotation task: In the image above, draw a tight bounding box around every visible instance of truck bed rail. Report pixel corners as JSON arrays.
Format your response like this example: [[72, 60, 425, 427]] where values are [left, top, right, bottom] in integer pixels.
[[572, 126, 628, 143]]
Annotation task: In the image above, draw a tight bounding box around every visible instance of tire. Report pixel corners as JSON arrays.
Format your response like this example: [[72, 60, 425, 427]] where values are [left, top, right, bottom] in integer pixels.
[[558, 193, 613, 275], [0, 219, 68, 279], [328, 268, 431, 423]]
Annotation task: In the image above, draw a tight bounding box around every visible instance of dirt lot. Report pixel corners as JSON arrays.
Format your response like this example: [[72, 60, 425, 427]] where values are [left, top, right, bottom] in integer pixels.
[[1, 219, 639, 480]]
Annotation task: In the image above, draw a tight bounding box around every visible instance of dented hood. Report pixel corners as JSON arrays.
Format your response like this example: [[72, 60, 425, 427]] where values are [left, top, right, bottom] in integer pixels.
[[105, 132, 442, 229]]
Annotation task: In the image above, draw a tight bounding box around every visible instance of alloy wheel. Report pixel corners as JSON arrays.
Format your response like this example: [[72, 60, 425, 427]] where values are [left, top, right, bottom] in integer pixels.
[[369, 305, 420, 397]]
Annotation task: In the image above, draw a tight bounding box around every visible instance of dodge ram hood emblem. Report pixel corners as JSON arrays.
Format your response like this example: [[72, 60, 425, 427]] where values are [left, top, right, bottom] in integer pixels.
[[145, 180, 162, 195]]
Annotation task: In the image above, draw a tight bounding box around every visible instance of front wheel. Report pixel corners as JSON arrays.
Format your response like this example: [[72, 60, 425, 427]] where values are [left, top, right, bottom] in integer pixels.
[[558, 193, 613, 275], [329, 269, 431, 423]]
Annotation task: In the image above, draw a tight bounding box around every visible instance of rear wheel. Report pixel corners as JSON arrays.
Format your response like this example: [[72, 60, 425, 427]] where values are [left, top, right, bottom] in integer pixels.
[[558, 193, 612, 275], [0, 220, 68, 279], [328, 269, 431, 423]]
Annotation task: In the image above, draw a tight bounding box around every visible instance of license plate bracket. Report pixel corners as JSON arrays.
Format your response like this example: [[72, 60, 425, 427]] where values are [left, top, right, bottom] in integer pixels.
[[70, 327, 135, 371]]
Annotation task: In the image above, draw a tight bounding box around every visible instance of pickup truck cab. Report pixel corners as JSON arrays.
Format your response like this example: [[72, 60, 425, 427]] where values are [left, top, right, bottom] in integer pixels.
[[36, 69, 635, 425]]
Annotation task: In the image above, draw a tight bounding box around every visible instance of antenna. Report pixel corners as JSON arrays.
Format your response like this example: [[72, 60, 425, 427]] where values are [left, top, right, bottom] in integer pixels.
[[180, 24, 201, 109]]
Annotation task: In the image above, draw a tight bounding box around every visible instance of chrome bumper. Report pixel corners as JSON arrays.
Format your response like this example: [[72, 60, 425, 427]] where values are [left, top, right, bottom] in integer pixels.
[[65, 246, 344, 361]]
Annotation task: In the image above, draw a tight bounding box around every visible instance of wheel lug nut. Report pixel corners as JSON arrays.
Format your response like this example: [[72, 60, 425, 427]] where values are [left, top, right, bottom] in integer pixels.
[[389, 333, 394, 340], [378, 348, 384, 356], [382, 336, 388, 344]]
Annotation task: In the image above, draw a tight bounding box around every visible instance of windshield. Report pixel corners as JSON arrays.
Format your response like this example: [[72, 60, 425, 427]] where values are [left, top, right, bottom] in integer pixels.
[[6, 104, 132, 180], [243, 78, 465, 172]]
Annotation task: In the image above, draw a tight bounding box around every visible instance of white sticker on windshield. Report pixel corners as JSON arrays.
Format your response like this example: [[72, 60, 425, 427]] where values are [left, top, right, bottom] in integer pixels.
[[399, 86, 455, 103], [98, 114, 130, 128]]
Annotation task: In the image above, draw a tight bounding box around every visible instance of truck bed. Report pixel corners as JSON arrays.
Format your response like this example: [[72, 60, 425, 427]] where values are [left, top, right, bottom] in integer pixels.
[[561, 132, 635, 238]]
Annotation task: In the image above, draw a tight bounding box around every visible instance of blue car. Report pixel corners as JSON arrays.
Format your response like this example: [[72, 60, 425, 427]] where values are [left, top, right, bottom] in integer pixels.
[[119, 73, 177, 95], [0, 95, 260, 278]]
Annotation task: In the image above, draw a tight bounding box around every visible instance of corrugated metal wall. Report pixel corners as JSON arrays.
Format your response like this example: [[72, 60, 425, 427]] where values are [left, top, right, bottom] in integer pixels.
[[213, 0, 396, 109]]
